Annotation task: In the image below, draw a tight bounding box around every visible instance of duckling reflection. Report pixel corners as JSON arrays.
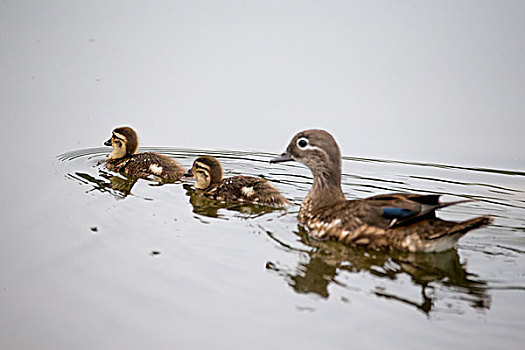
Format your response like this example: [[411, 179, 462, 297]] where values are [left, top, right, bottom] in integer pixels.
[[183, 184, 283, 218], [266, 227, 490, 315], [73, 170, 138, 198]]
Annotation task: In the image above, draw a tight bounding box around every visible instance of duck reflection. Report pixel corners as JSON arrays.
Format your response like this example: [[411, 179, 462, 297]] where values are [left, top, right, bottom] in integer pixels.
[[266, 227, 490, 315], [72, 170, 138, 198], [183, 184, 282, 218]]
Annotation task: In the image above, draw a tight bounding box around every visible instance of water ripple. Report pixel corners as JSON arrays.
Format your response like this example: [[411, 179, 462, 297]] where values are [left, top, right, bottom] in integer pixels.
[[56, 146, 525, 317]]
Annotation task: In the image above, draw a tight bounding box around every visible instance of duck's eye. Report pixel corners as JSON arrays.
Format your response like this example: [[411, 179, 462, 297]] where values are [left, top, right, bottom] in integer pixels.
[[297, 137, 309, 149]]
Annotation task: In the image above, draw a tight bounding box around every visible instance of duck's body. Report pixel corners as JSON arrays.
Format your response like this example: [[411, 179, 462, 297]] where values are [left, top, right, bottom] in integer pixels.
[[104, 127, 184, 182], [186, 156, 288, 208], [298, 192, 491, 252], [271, 129, 492, 252]]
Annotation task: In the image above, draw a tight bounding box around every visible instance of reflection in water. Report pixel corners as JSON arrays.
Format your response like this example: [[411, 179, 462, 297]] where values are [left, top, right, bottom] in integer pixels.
[[266, 227, 490, 315], [183, 184, 283, 218], [57, 147, 525, 319], [59, 148, 186, 199], [72, 171, 139, 198]]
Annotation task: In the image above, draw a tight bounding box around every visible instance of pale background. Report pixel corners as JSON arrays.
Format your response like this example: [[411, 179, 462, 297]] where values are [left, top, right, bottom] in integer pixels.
[[1, 0, 524, 171], [1, 2, 525, 349]]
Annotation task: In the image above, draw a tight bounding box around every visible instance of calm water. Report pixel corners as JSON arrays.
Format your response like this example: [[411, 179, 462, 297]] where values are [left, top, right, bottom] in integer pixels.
[[2, 2, 525, 348], [26, 147, 522, 349]]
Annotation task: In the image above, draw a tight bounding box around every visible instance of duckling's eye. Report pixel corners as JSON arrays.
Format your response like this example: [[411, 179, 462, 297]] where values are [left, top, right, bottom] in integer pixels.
[[297, 137, 309, 149], [196, 170, 208, 178]]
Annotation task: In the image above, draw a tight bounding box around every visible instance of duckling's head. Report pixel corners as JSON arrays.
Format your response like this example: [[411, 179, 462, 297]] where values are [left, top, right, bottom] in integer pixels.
[[104, 127, 139, 160], [186, 156, 224, 190], [270, 129, 341, 177]]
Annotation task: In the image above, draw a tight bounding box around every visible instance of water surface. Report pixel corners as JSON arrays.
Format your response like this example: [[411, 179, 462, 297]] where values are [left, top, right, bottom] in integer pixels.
[[3, 1, 525, 348], [40, 147, 525, 348]]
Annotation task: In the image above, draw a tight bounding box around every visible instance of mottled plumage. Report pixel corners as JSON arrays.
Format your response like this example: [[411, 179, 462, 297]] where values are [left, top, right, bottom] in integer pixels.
[[271, 129, 492, 252], [186, 156, 288, 208], [104, 126, 184, 182]]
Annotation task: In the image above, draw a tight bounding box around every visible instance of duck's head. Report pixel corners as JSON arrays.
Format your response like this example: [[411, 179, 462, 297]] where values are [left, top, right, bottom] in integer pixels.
[[104, 127, 139, 160], [185, 156, 224, 190], [270, 129, 341, 177]]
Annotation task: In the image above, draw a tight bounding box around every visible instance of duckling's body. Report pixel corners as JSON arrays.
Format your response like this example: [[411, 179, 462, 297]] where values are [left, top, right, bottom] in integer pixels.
[[105, 153, 185, 182], [186, 156, 288, 208], [271, 129, 492, 252], [104, 127, 184, 182]]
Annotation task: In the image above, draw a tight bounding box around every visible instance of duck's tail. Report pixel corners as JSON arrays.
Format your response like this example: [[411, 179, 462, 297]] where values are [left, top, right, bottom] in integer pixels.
[[423, 216, 494, 252], [447, 215, 494, 237]]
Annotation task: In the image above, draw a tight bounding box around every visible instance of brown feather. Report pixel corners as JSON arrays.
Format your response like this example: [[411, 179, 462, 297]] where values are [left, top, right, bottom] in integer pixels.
[[105, 127, 184, 182], [273, 129, 493, 252], [207, 175, 289, 208], [190, 156, 288, 208]]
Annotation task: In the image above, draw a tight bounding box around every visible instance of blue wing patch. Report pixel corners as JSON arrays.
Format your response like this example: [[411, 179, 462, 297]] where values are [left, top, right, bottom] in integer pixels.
[[382, 208, 415, 219]]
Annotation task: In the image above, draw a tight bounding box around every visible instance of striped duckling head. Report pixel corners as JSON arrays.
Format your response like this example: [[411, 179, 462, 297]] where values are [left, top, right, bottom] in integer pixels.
[[104, 126, 139, 160], [186, 156, 224, 190]]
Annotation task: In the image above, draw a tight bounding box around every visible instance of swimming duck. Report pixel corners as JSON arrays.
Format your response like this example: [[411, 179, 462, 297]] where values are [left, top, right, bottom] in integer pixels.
[[270, 129, 493, 252], [185, 156, 289, 208], [104, 126, 184, 182]]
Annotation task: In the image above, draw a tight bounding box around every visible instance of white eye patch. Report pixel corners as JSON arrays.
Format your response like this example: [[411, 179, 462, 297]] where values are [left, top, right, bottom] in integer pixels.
[[297, 137, 321, 151], [297, 137, 309, 149]]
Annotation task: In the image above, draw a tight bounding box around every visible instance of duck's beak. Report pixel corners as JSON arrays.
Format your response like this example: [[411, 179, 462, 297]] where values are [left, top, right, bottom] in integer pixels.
[[270, 152, 293, 163], [184, 168, 194, 177], [104, 138, 112, 146]]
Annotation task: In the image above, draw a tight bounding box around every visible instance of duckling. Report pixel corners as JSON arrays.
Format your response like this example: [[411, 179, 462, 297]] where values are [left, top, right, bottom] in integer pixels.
[[270, 129, 493, 252], [185, 156, 289, 208], [104, 126, 184, 182]]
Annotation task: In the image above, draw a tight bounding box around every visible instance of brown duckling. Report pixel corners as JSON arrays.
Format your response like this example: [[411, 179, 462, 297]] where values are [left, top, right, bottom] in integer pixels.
[[271, 129, 493, 252], [185, 156, 289, 208], [104, 126, 184, 182]]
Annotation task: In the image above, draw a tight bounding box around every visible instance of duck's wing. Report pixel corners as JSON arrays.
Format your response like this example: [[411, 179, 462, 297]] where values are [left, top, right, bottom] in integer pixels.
[[367, 193, 441, 204], [365, 193, 472, 228]]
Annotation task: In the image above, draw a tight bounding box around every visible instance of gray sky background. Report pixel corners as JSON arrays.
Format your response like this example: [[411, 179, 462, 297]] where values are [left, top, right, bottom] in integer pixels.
[[1, 0, 524, 169]]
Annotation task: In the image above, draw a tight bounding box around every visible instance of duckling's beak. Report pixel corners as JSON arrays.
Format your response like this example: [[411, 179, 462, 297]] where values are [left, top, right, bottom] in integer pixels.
[[184, 168, 194, 177], [104, 138, 112, 146], [270, 152, 293, 163]]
